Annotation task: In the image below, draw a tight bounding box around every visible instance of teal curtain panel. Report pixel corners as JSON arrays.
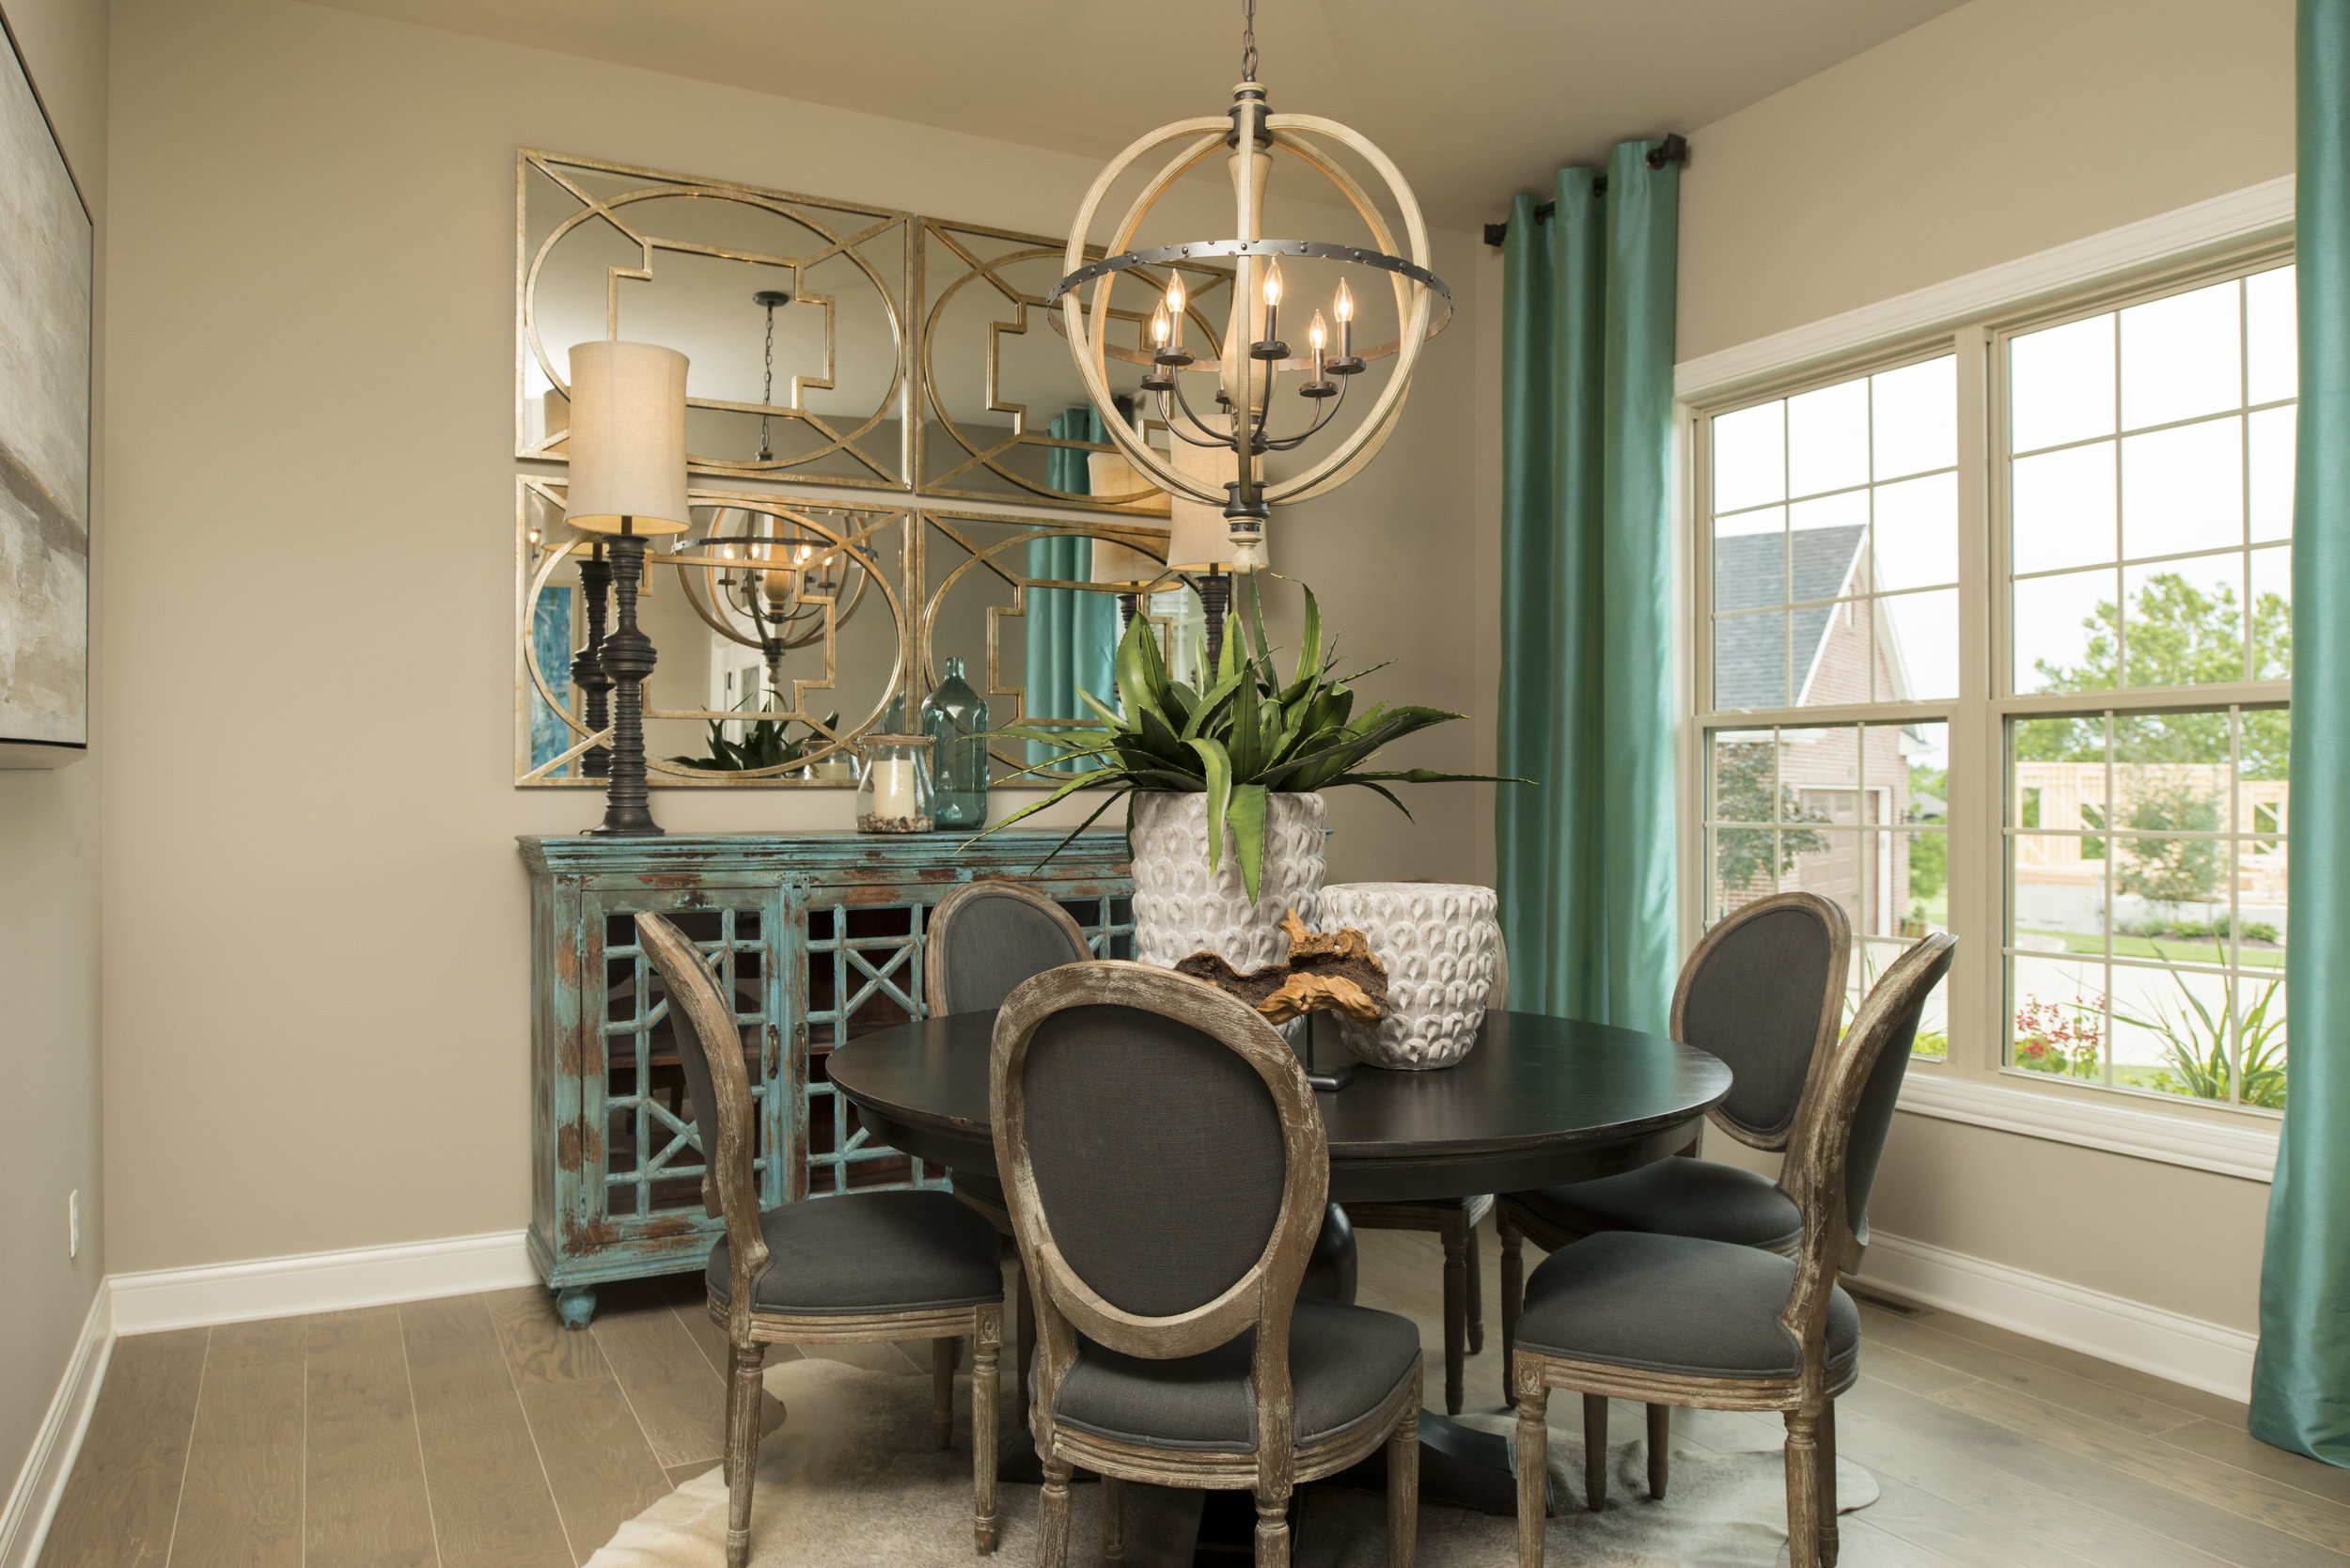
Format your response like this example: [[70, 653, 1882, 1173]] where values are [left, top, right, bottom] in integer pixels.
[[1024, 407, 1117, 767], [1494, 144, 1681, 1032], [2255, 0, 2350, 1465]]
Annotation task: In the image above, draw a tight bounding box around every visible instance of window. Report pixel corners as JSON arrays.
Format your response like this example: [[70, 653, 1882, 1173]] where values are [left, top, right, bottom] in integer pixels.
[[1710, 357, 1960, 711], [1691, 250, 2293, 1119]]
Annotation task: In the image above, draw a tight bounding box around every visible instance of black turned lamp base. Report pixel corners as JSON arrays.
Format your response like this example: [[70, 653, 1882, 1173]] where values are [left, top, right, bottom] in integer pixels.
[[588, 527, 663, 838]]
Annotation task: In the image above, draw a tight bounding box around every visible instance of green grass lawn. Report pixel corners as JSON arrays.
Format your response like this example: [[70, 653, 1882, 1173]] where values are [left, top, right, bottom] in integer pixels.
[[2017, 929, 2285, 968]]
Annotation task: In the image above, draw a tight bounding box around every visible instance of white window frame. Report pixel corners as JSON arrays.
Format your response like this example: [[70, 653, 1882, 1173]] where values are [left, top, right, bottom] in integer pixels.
[[1671, 180, 2294, 1183]]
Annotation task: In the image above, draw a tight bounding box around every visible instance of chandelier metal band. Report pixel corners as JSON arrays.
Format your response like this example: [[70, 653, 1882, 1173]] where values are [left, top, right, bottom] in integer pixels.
[[1047, 238, 1450, 314]]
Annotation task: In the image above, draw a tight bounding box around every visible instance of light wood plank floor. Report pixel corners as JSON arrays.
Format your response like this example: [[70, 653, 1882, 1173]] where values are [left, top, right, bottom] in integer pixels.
[[38, 1221, 2335, 1567]]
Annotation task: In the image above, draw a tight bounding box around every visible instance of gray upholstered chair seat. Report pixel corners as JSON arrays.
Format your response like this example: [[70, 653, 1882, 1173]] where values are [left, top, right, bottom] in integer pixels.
[[1511, 1159, 1801, 1251], [708, 1189, 1005, 1316], [1513, 1231, 1858, 1381], [1049, 1296, 1422, 1453]]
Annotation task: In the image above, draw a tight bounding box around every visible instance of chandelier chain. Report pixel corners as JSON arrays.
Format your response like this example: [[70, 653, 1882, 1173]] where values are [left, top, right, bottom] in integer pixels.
[[757, 299, 777, 462], [1242, 0, 1258, 84]]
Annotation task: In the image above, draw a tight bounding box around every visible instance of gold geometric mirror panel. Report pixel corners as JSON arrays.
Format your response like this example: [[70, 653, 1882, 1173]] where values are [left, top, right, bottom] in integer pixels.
[[516, 478, 909, 787], [916, 510, 1193, 783], [519, 150, 913, 490], [917, 218, 1232, 510]]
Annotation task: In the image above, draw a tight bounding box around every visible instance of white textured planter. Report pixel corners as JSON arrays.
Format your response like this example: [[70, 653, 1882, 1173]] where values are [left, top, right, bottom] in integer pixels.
[[1322, 883, 1500, 1070], [1130, 792, 1327, 973]]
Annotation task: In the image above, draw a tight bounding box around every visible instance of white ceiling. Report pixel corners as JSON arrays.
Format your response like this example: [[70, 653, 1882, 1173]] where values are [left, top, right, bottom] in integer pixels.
[[310, 0, 1966, 230]]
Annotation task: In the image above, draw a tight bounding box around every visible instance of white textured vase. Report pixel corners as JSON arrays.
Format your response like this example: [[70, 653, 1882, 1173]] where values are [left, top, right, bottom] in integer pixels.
[[1322, 883, 1500, 1070], [1130, 792, 1327, 974]]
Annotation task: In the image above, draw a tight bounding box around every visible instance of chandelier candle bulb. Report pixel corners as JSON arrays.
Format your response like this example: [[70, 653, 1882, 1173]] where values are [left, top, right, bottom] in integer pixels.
[[1165, 275, 1185, 352]]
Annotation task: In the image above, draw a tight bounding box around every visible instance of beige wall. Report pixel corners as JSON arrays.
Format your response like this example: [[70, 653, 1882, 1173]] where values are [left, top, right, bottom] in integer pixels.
[[101, 0, 1485, 1274], [1679, 0, 2295, 361], [0, 0, 104, 1497], [1673, 0, 2292, 1332]]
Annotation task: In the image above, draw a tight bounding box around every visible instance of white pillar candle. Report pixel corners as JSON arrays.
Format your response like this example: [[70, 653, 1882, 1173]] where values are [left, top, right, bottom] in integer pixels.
[[871, 758, 918, 820]]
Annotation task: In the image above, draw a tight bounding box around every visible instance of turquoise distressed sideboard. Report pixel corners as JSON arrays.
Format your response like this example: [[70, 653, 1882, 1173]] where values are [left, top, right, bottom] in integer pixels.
[[518, 830, 1134, 1326]]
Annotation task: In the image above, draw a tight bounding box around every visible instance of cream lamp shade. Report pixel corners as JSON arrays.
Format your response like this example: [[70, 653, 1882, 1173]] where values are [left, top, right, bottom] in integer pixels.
[[563, 340, 692, 536], [1164, 431, 1265, 573], [1084, 451, 1170, 587]]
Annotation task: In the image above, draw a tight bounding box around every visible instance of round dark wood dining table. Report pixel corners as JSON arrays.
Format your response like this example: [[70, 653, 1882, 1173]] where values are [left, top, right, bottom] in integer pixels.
[[827, 1007, 1733, 1522]]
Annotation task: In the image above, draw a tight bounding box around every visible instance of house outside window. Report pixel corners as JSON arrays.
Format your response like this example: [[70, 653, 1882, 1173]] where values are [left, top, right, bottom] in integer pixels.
[[1690, 246, 2293, 1121]]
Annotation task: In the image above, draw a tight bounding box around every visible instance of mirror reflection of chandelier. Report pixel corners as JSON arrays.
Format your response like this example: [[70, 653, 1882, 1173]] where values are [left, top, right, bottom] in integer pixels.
[[1050, 0, 1449, 570], [696, 506, 868, 698]]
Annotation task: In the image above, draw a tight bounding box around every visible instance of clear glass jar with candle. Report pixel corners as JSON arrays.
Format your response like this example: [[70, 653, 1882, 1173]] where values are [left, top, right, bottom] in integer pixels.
[[854, 735, 935, 834]]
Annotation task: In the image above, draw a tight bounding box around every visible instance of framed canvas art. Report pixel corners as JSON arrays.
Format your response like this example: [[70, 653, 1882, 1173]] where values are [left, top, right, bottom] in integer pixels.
[[0, 6, 90, 766]]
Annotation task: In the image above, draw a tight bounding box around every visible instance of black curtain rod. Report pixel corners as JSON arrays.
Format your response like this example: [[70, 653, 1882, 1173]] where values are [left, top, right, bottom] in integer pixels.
[[1483, 133, 1686, 246]]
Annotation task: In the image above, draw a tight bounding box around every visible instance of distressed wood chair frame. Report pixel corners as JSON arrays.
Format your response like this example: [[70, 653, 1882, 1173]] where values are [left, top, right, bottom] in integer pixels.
[[993, 962, 1421, 1568], [923, 877, 1094, 1427], [637, 911, 1005, 1568], [1343, 934, 1509, 1417], [1509, 933, 1955, 1568], [1498, 890, 1851, 1470]]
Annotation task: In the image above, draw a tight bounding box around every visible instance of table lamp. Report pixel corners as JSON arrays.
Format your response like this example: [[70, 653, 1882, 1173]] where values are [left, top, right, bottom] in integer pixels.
[[564, 340, 691, 837]]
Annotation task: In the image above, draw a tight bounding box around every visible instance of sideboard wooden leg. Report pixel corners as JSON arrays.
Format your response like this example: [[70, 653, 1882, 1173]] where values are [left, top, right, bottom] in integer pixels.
[[556, 1286, 596, 1330]]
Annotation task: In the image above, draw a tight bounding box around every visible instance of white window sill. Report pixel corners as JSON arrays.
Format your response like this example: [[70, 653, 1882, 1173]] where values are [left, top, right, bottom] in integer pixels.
[[1897, 1070, 2280, 1183]]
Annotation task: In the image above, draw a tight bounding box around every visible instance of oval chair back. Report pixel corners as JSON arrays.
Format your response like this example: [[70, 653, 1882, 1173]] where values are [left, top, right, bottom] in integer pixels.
[[991, 962, 1328, 1471], [1671, 892, 1852, 1151], [634, 911, 770, 1341], [925, 881, 1094, 1017], [1780, 932, 1957, 1346]]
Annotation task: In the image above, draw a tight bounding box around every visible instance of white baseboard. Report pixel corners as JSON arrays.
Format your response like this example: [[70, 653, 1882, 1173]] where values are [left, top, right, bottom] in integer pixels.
[[109, 1229, 536, 1337], [1854, 1230, 2257, 1403], [0, 1283, 113, 1568]]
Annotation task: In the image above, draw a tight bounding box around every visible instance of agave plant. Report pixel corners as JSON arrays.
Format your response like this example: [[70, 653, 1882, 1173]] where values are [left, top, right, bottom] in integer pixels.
[[2112, 954, 2287, 1108], [976, 575, 1514, 897], [668, 710, 841, 774]]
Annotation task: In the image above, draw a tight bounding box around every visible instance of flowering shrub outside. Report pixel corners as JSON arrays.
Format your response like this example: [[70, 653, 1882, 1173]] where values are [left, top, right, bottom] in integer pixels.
[[2013, 996, 2104, 1080]]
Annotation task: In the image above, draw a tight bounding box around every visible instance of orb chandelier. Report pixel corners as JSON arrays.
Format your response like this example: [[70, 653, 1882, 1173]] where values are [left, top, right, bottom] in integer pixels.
[[1050, 0, 1449, 572]]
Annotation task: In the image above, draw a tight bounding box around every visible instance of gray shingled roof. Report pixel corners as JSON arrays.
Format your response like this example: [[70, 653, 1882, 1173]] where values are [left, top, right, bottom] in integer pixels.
[[1713, 525, 1867, 711]]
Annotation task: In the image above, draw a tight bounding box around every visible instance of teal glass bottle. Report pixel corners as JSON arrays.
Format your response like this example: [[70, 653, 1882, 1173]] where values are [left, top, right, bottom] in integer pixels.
[[921, 657, 990, 829]]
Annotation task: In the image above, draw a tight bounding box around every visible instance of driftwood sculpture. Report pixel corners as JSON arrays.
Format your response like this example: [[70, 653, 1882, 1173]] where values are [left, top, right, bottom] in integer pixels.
[[1175, 910, 1391, 1026]]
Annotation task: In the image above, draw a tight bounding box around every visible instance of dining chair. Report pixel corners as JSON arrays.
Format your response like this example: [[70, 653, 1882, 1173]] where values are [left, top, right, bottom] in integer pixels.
[[993, 961, 1423, 1568], [1342, 933, 1510, 1415], [924, 879, 1095, 1422], [1508, 932, 1955, 1568], [1498, 890, 1850, 1462], [637, 912, 1007, 1567]]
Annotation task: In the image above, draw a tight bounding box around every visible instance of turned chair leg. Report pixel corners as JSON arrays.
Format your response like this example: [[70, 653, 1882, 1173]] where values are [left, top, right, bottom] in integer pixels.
[[932, 1338, 957, 1450], [1039, 1453, 1074, 1568], [1388, 1388, 1420, 1568], [1513, 1357, 1548, 1568], [1499, 1221, 1524, 1407], [1818, 1400, 1840, 1568], [1441, 1213, 1470, 1415], [1646, 1403, 1670, 1499], [1255, 1485, 1292, 1568], [1100, 1475, 1125, 1565], [1582, 1393, 1608, 1511], [1465, 1221, 1485, 1356], [1783, 1409, 1824, 1568], [972, 1309, 1000, 1555], [724, 1341, 764, 1568]]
